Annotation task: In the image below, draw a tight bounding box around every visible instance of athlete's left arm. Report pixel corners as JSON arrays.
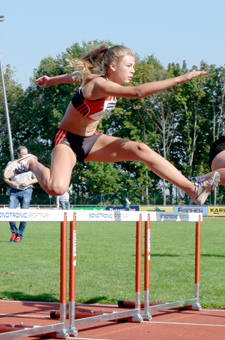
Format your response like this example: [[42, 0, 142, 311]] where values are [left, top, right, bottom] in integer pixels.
[[87, 70, 207, 100]]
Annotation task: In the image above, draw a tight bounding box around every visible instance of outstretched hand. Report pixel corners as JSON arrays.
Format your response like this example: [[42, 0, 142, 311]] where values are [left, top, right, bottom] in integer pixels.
[[179, 70, 207, 84], [36, 76, 51, 88]]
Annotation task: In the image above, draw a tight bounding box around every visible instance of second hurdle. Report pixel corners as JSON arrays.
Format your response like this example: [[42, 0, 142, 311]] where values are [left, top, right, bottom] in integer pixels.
[[62, 210, 202, 337]]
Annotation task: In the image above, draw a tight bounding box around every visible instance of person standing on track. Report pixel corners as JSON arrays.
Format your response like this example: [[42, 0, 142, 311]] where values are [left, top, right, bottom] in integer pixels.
[[3, 44, 220, 205]]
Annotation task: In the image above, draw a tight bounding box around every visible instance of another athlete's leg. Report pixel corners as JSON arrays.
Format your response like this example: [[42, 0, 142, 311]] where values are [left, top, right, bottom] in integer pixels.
[[195, 151, 225, 185], [29, 144, 76, 195]]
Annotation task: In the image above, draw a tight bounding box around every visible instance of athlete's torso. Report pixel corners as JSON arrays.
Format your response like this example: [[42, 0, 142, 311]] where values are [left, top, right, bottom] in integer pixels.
[[59, 75, 117, 136], [71, 88, 117, 121]]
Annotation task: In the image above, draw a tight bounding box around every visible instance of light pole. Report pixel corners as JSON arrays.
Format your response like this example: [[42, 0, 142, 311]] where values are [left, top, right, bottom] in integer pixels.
[[0, 15, 14, 161]]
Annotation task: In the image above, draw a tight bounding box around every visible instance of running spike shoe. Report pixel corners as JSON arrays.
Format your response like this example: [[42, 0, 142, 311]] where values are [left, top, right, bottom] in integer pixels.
[[192, 172, 220, 205], [3, 154, 37, 179]]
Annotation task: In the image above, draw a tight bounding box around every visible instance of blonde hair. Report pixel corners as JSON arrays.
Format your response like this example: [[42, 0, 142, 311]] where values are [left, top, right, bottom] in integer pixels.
[[68, 44, 135, 83]]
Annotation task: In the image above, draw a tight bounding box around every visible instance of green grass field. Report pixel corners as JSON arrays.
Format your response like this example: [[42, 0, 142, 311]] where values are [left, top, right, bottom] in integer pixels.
[[0, 218, 224, 309]]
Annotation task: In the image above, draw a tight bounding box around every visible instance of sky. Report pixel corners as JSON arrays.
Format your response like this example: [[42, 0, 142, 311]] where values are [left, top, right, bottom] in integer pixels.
[[1, 0, 225, 90]]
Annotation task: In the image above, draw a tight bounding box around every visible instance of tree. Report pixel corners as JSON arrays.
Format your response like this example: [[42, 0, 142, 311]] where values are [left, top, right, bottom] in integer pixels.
[[1, 41, 225, 205]]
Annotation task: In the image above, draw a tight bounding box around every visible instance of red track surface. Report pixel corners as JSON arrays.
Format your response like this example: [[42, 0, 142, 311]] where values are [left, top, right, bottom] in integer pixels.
[[0, 300, 224, 340]]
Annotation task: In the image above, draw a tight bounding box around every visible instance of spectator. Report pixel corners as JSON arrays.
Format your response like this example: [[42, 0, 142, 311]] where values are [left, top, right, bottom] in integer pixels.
[[4, 146, 38, 243], [56, 185, 72, 210], [124, 197, 131, 211]]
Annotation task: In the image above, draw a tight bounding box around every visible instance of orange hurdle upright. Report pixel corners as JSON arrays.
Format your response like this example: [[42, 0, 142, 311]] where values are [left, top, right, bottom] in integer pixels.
[[192, 215, 202, 310], [67, 213, 78, 337], [142, 213, 152, 320], [134, 214, 142, 318]]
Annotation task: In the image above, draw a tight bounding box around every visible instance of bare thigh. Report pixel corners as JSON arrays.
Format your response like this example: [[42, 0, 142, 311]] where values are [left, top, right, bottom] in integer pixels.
[[49, 144, 76, 193], [211, 150, 225, 170], [84, 134, 147, 162]]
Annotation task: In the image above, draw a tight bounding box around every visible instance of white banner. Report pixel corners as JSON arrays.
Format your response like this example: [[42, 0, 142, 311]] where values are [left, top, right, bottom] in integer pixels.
[[0, 209, 65, 222], [0, 209, 202, 223]]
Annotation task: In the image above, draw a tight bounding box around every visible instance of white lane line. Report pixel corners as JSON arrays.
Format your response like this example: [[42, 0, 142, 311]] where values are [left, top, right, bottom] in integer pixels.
[[150, 321, 225, 327]]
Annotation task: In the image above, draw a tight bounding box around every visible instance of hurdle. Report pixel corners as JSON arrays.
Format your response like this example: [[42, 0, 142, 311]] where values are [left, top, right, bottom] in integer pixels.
[[51, 210, 202, 338], [0, 209, 70, 340], [0, 209, 203, 339], [118, 211, 202, 320], [51, 210, 145, 337]]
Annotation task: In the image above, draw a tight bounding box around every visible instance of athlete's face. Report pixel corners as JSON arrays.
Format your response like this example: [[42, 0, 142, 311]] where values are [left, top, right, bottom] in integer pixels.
[[113, 55, 135, 84]]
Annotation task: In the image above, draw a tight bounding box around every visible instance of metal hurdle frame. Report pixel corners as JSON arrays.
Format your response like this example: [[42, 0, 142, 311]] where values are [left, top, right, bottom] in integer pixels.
[[119, 211, 202, 320], [65, 210, 145, 337], [64, 210, 202, 337], [146, 211, 202, 317], [0, 209, 70, 340], [0, 209, 203, 339]]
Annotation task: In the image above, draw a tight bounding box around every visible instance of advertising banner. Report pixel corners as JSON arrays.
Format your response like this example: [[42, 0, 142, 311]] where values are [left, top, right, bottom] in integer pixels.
[[0, 209, 65, 222], [174, 206, 208, 216], [72, 206, 105, 210], [105, 206, 139, 211], [139, 206, 173, 212], [208, 206, 225, 217]]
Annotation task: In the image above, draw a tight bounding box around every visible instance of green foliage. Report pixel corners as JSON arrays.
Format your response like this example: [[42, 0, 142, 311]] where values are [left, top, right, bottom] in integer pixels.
[[1, 40, 225, 203]]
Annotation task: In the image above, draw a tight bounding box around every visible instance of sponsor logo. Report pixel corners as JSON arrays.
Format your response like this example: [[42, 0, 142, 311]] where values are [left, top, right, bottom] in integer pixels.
[[148, 229, 150, 253], [159, 213, 189, 221], [88, 212, 113, 219], [0, 211, 28, 219], [114, 212, 130, 219], [209, 207, 225, 214], [73, 230, 76, 257], [178, 207, 203, 213], [27, 211, 51, 219], [0, 210, 53, 220]]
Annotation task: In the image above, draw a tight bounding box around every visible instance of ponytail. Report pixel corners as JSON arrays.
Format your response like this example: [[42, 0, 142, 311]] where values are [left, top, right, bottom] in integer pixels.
[[68, 44, 109, 83], [68, 44, 134, 83]]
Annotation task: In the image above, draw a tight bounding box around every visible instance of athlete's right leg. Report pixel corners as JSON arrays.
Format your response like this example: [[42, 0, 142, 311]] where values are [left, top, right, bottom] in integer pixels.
[[29, 144, 76, 196]]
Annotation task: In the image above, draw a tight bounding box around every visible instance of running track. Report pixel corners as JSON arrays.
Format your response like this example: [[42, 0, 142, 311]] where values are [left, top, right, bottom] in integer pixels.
[[0, 300, 224, 339]]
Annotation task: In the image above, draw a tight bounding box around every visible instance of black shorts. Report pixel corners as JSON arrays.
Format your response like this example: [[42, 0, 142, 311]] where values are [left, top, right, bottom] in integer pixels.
[[209, 136, 225, 169], [52, 128, 102, 162]]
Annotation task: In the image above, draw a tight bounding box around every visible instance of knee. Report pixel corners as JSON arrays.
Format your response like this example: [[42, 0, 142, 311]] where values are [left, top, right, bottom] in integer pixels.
[[45, 182, 68, 196]]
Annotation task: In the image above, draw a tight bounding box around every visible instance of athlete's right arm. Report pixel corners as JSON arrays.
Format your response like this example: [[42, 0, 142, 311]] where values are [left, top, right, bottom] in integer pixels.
[[36, 73, 101, 88], [36, 74, 76, 88]]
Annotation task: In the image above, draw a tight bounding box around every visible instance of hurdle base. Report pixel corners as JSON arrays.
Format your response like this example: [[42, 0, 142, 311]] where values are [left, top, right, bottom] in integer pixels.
[[56, 329, 69, 339], [148, 298, 199, 313], [131, 314, 143, 323], [66, 326, 78, 337], [119, 299, 200, 314], [191, 302, 202, 311], [142, 312, 152, 321], [0, 323, 66, 340]]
